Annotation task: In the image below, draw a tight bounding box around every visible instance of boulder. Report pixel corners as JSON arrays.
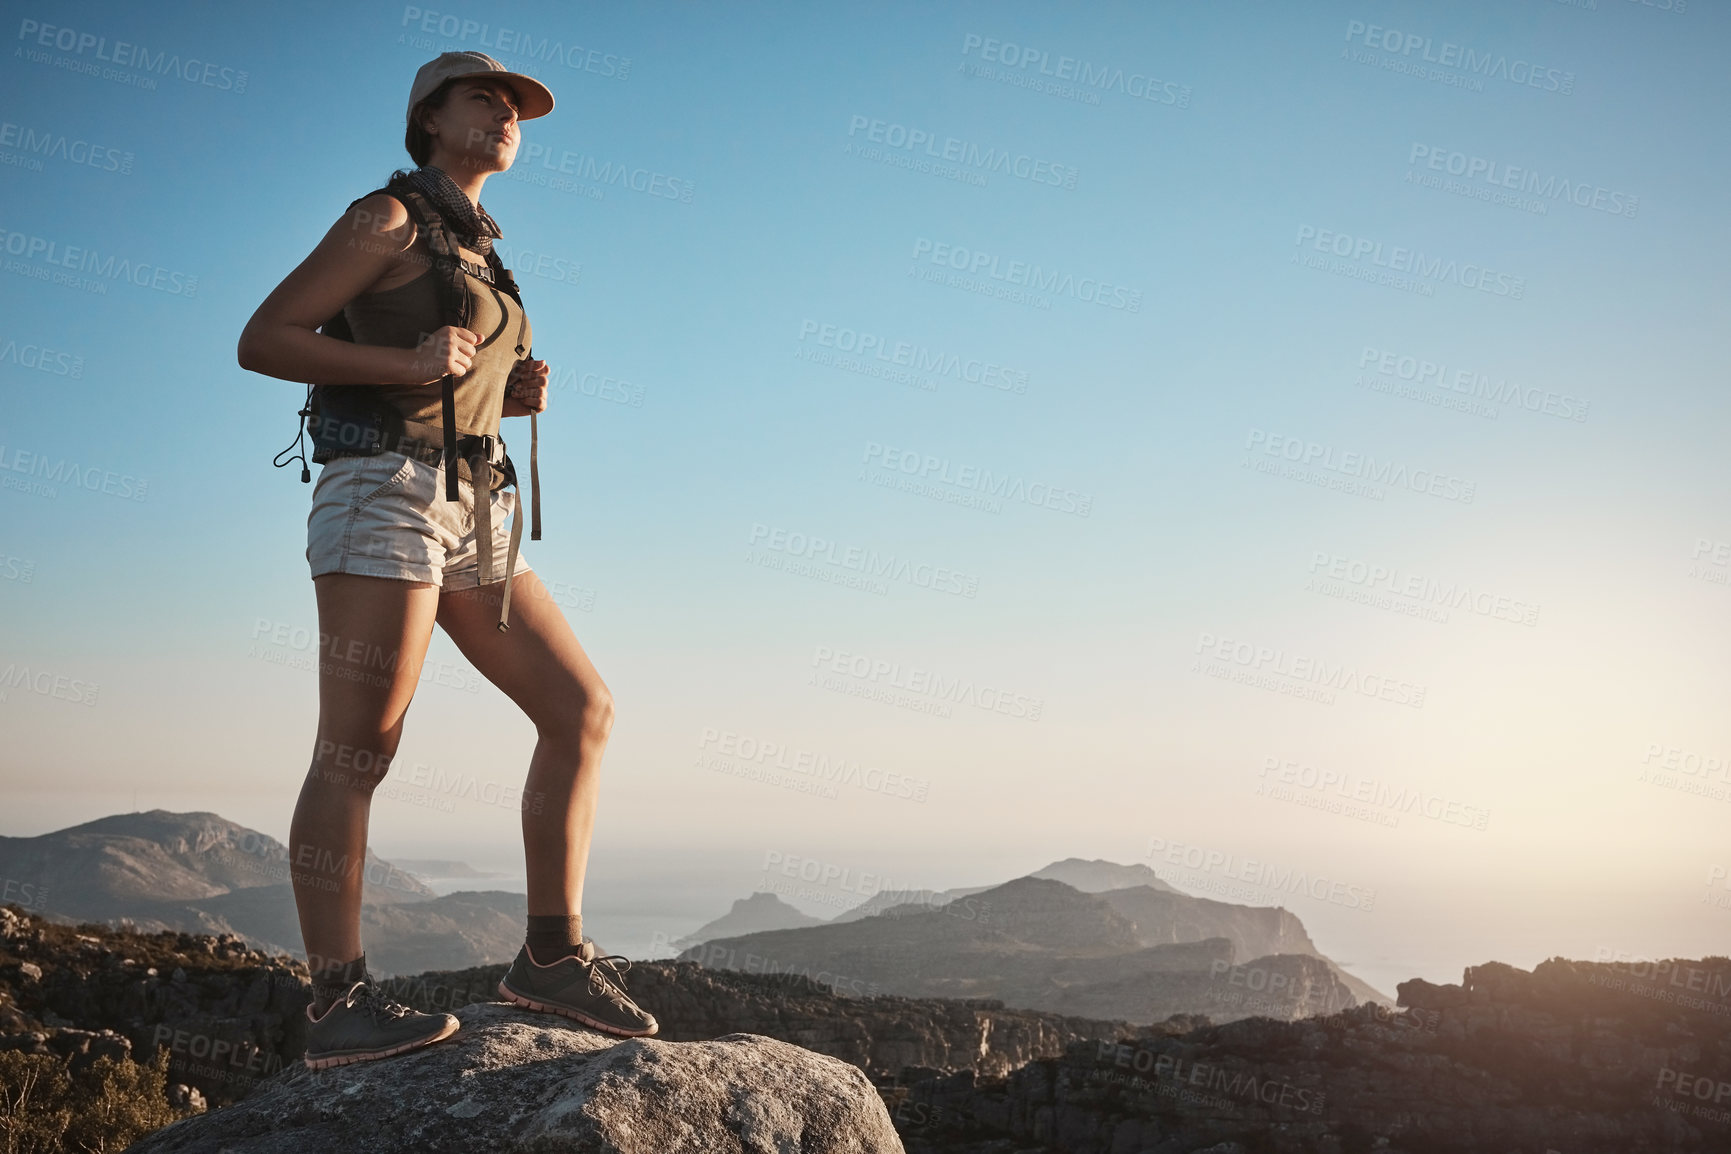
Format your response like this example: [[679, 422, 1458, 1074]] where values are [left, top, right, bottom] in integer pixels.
[[127, 1002, 905, 1153]]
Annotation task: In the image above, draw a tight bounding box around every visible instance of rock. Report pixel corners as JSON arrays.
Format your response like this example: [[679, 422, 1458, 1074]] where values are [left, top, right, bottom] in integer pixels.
[[0, 1030, 50, 1055], [166, 1083, 207, 1113], [386, 958, 1134, 1085], [0, 904, 1126, 1112], [45, 1026, 132, 1075], [1396, 976, 1466, 1010], [17, 961, 42, 982], [896, 957, 1731, 1153], [126, 1002, 905, 1153]]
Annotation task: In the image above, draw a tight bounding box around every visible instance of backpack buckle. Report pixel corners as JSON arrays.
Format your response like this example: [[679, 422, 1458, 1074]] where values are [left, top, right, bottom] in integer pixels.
[[456, 433, 507, 468]]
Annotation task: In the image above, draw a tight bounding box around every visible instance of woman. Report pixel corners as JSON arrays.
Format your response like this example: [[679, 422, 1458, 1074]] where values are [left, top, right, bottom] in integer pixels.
[[238, 51, 656, 1069]]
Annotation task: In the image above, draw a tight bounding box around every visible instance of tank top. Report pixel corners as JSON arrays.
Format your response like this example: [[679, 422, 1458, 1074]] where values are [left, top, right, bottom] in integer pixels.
[[340, 241, 531, 444]]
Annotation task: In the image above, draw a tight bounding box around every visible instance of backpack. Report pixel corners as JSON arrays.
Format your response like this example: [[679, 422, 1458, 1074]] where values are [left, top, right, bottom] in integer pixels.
[[273, 173, 543, 633], [273, 173, 542, 625]]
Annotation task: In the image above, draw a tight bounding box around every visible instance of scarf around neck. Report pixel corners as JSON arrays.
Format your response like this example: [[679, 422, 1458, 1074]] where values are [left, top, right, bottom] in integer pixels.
[[401, 165, 502, 257]]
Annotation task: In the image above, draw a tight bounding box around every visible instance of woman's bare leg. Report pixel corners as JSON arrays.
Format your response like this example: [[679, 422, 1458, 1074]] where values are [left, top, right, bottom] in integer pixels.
[[290, 573, 441, 979], [435, 569, 614, 919]]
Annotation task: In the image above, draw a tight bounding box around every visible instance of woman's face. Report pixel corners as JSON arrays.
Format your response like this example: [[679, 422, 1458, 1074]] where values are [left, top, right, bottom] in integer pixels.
[[423, 79, 522, 174]]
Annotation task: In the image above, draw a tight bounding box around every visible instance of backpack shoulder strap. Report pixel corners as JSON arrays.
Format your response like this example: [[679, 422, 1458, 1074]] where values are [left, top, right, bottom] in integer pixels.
[[484, 248, 522, 303], [343, 184, 398, 213], [385, 181, 470, 500], [388, 184, 469, 321], [389, 185, 450, 252]]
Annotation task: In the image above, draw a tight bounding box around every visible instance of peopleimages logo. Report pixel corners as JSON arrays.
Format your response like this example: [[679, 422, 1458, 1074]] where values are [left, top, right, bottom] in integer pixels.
[[1258, 756, 1491, 831], [0, 337, 83, 378], [507, 143, 693, 203], [1245, 428, 1476, 504], [845, 115, 1079, 189], [910, 238, 1142, 312], [1193, 630, 1428, 709], [398, 7, 631, 79], [0, 121, 133, 174], [797, 319, 1029, 394], [1095, 1041, 1325, 1114], [1641, 742, 1731, 784], [0, 443, 148, 500], [1342, 20, 1575, 95], [748, 522, 980, 598], [1358, 346, 1589, 422], [862, 440, 1093, 516], [1294, 226, 1524, 299], [0, 228, 197, 297], [810, 645, 1045, 722], [959, 33, 1192, 108], [1308, 551, 1539, 626], [1145, 836, 1377, 911], [15, 18, 249, 91], [1408, 144, 1637, 219], [0, 662, 100, 707], [697, 727, 930, 801]]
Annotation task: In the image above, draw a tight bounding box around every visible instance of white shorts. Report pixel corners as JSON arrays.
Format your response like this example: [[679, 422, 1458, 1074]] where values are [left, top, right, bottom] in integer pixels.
[[306, 452, 532, 589]]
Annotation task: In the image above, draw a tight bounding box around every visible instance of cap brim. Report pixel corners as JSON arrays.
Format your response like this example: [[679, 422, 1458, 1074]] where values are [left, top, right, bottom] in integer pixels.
[[449, 69, 554, 120]]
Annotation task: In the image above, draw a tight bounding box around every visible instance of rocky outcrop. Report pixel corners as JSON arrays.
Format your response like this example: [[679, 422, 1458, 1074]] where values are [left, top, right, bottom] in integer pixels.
[[0, 904, 313, 1106], [16, 901, 1731, 1152], [889, 955, 1731, 1152], [0, 904, 1135, 1111], [125, 1002, 905, 1153], [381, 956, 1137, 1082]]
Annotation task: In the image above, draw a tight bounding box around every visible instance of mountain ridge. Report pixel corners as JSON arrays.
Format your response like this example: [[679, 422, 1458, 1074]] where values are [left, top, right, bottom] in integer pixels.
[[0, 810, 522, 973], [680, 872, 1390, 1022]]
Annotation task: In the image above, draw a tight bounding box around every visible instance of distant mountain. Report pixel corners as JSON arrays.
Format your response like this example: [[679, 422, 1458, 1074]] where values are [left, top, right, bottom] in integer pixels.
[[357, 890, 528, 975], [828, 884, 994, 924], [825, 865, 1316, 963], [391, 860, 505, 880], [1093, 885, 1315, 957], [673, 892, 823, 949], [1027, 858, 1181, 895], [0, 811, 526, 974], [0, 810, 436, 919], [1317, 960, 1389, 1010], [113, 886, 529, 975], [680, 876, 1385, 1024], [826, 858, 1178, 925]]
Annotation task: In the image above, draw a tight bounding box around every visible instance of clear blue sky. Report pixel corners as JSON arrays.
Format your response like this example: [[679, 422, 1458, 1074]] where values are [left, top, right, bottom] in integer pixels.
[[2, 0, 1728, 990]]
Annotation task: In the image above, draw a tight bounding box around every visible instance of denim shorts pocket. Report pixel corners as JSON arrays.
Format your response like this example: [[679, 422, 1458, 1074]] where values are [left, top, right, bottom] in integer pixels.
[[355, 454, 417, 508]]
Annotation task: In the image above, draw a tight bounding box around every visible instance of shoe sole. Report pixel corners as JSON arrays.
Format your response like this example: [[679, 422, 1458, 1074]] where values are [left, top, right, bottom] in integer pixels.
[[303, 1016, 461, 1070], [497, 978, 659, 1037]]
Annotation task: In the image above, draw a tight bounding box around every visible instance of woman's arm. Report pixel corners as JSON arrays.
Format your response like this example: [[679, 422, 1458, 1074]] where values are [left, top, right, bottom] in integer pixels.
[[236, 195, 474, 387]]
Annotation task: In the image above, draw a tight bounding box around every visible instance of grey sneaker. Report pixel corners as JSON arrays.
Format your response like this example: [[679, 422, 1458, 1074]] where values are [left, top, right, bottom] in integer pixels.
[[498, 940, 659, 1037], [303, 980, 460, 1069]]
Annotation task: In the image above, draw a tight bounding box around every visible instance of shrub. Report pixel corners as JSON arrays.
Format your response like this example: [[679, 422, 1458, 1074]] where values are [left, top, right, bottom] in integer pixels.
[[0, 1048, 198, 1154]]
